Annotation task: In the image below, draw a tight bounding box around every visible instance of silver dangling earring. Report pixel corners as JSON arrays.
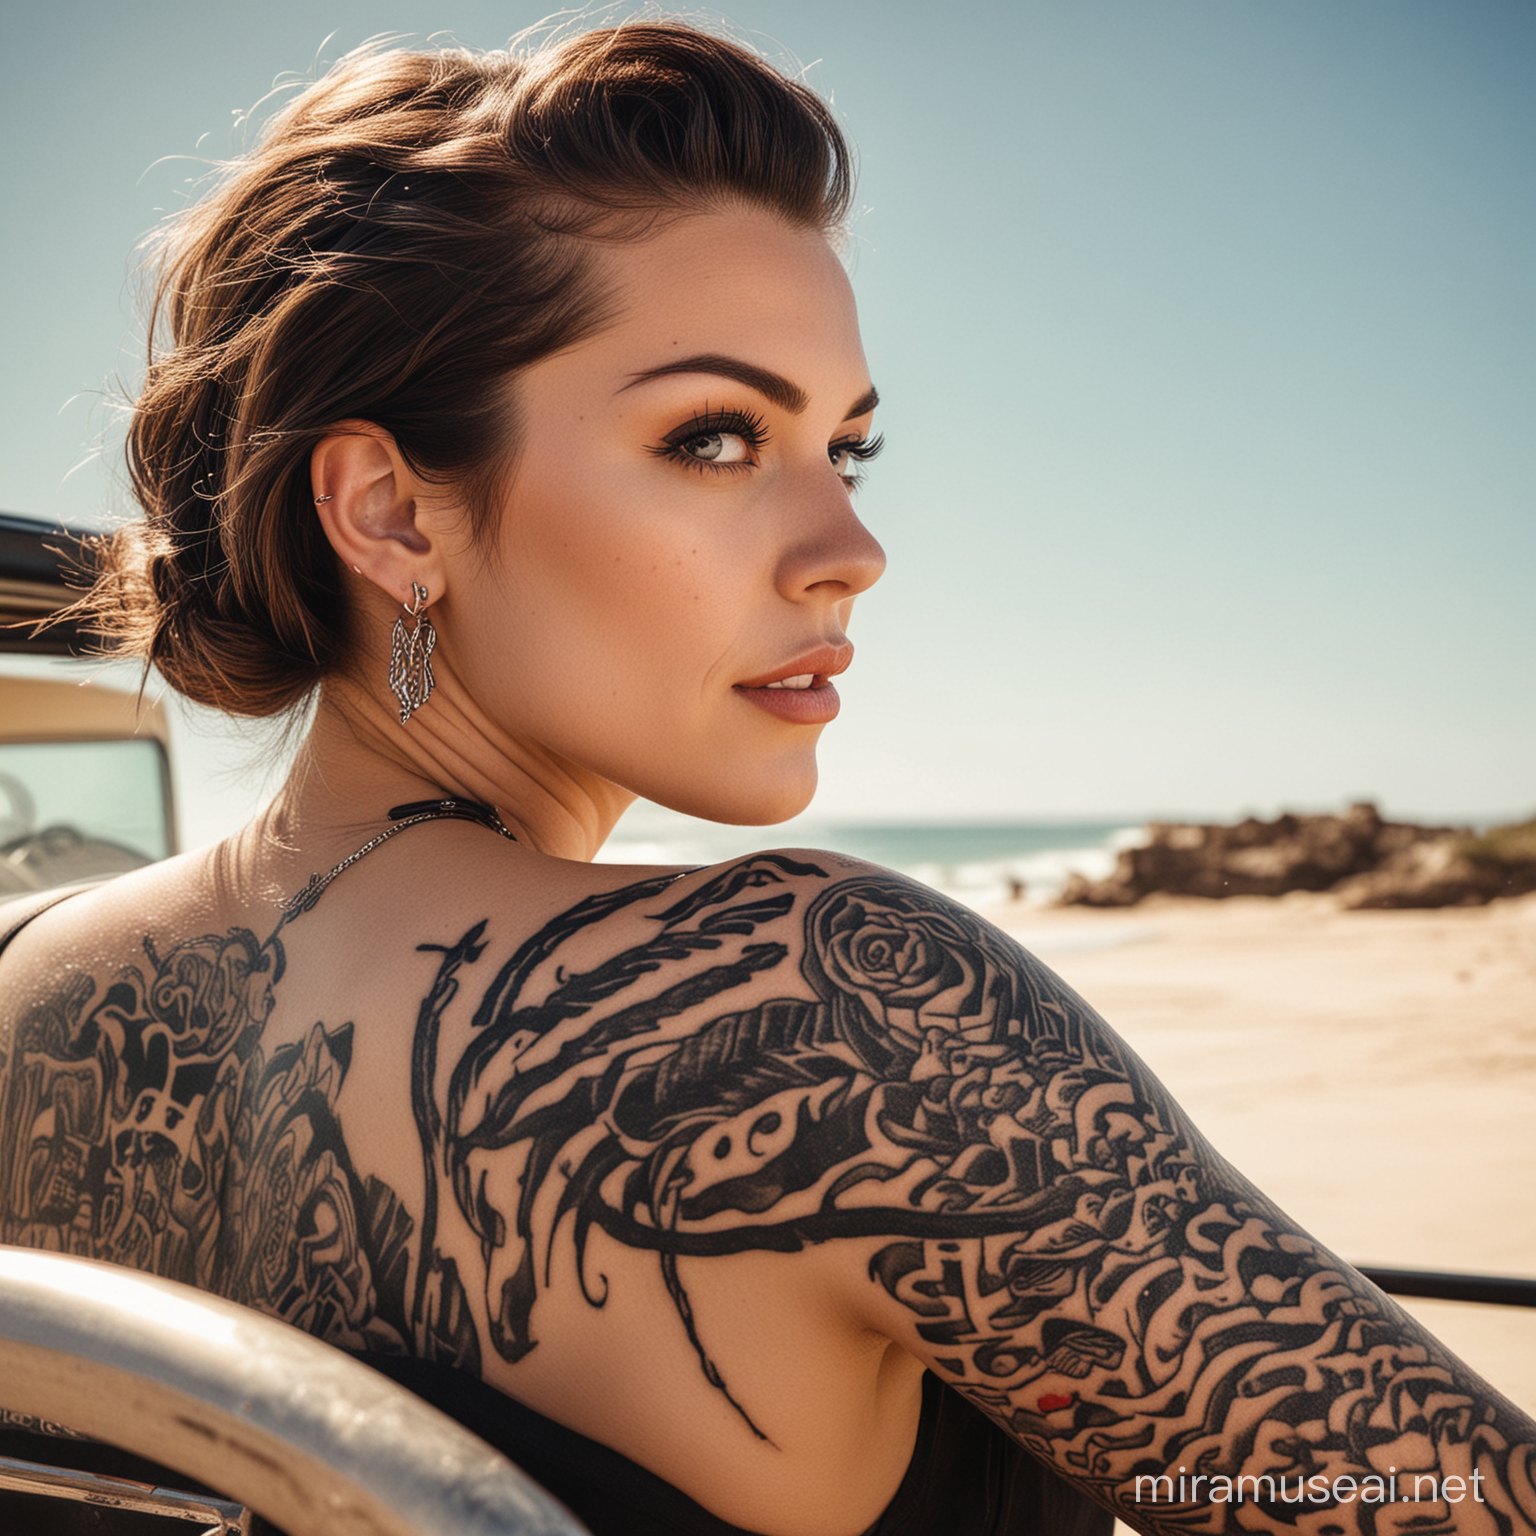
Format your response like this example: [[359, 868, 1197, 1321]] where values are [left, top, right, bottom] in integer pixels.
[[388, 581, 437, 724]]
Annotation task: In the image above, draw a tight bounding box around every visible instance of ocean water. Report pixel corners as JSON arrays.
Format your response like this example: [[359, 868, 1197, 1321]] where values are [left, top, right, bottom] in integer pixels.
[[600, 804, 1143, 910]]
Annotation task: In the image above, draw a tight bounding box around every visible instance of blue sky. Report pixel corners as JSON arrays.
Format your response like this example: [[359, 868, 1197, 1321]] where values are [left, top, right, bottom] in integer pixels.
[[3, 1, 1532, 836]]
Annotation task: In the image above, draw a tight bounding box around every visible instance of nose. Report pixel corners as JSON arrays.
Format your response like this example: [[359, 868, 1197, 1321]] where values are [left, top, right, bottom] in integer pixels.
[[775, 477, 887, 603]]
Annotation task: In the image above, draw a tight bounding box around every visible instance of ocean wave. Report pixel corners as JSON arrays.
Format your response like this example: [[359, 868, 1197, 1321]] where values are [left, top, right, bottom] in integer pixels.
[[599, 811, 1145, 910]]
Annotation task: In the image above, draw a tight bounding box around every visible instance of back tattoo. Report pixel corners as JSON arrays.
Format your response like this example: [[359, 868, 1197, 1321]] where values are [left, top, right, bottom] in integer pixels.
[[3, 853, 1533, 1528]]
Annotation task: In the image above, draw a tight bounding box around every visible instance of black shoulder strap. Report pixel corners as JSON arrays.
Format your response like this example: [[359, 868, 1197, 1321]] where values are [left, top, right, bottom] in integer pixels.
[[0, 879, 108, 958]]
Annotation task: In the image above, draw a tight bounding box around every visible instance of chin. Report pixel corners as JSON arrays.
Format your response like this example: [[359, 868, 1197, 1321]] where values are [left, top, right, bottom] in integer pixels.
[[651, 754, 819, 829]]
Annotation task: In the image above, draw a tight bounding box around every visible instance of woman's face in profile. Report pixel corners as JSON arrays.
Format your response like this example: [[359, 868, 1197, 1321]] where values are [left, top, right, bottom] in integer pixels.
[[440, 206, 886, 826]]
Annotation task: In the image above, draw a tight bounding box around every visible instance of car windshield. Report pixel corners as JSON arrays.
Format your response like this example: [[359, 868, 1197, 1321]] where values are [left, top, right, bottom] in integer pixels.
[[0, 737, 171, 895]]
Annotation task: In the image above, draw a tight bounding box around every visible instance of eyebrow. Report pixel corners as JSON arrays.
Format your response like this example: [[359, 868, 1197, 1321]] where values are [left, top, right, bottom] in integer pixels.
[[620, 353, 879, 422]]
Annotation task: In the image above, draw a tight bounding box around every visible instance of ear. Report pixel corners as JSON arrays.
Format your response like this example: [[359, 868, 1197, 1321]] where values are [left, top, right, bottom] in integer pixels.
[[310, 424, 449, 608]]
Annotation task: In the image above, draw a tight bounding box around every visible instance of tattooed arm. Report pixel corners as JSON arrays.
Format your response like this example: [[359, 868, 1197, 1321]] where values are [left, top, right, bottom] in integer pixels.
[[791, 874, 1536, 1533], [441, 856, 1536, 1533]]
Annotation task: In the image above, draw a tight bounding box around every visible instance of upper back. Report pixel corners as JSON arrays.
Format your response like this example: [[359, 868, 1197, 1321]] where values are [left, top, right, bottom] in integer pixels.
[[0, 830, 939, 1530], [0, 829, 827, 1321]]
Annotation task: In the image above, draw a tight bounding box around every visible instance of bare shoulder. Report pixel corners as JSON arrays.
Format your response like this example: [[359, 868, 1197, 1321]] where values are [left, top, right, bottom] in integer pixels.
[[539, 844, 1141, 1257], [578, 850, 1536, 1530], [445, 841, 1127, 1274]]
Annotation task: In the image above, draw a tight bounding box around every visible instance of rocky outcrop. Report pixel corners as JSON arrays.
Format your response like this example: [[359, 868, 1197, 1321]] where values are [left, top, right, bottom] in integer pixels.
[[1057, 803, 1536, 909], [1335, 817, 1536, 909]]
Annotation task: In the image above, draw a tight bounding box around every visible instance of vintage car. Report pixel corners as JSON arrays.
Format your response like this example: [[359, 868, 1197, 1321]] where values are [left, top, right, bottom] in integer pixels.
[[0, 513, 175, 901], [1, 513, 1531, 1534]]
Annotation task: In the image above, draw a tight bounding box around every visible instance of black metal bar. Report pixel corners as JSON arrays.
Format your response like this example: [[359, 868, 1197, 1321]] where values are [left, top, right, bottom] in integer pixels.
[[1357, 1266, 1536, 1309], [0, 514, 95, 655], [0, 514, 90, 585]]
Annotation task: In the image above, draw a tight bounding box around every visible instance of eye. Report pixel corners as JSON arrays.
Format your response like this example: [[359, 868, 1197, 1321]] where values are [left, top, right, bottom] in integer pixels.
[[652, 407, 769, 475], [829, 431, 885, 489], [680, 431, 753, 465]]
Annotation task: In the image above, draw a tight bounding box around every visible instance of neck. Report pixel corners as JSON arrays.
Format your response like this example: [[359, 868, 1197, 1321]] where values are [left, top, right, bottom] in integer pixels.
[[264, 673, 637, 864]]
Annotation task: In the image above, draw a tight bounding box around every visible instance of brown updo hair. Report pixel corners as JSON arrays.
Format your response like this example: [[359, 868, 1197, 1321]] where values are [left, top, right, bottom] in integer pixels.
[[84, 22, 853, 716]]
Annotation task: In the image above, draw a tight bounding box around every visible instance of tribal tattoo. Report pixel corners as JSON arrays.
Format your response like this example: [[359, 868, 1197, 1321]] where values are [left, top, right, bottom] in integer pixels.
[[3, 854, 1534, 1532]]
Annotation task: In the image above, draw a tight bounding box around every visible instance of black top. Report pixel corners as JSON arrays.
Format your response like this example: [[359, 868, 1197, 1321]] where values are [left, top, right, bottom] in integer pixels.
[[360, 1356, 1114, 1536]]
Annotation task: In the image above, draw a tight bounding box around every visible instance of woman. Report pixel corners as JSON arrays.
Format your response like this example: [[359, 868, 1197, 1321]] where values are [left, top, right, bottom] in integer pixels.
[[1, 22, 1533, 1536]]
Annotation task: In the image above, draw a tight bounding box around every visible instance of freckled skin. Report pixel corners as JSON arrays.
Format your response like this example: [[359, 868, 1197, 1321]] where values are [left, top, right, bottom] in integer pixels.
[[428, 209, 886, 830]]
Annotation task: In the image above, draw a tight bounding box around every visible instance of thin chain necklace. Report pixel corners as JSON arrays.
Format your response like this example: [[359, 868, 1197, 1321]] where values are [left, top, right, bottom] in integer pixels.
[[278, 797, 517, 925]]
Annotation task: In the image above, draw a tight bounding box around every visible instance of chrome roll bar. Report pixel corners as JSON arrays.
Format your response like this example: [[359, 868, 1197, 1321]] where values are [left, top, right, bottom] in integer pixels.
[[0, 1245, 589, 1536]]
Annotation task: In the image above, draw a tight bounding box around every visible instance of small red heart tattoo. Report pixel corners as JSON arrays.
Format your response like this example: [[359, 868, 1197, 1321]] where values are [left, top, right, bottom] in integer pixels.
[[1037, 1393, 1075, 1413]]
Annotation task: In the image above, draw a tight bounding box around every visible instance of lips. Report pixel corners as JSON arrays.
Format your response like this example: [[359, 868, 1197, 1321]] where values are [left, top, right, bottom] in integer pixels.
[[735, 643, 853, 691], [733, 643, 851, 725]]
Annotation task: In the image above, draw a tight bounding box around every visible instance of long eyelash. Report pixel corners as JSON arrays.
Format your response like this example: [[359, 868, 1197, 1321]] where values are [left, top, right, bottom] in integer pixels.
[[648, 407, 770, 473], [837, 432, 885, 464], [833, 431, 885, 490]]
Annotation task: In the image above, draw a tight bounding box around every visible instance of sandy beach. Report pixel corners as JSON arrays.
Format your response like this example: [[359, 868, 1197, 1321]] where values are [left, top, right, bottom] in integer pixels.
[[986, 889, 1536, 1417]]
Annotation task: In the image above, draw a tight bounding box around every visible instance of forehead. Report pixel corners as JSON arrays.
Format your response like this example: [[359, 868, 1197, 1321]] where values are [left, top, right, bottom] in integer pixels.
[[546, 207, 868, 392]]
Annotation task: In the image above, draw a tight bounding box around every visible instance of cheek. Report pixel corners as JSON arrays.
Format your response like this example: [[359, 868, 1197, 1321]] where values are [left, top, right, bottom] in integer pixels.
[[474, 467, 759, 717]]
